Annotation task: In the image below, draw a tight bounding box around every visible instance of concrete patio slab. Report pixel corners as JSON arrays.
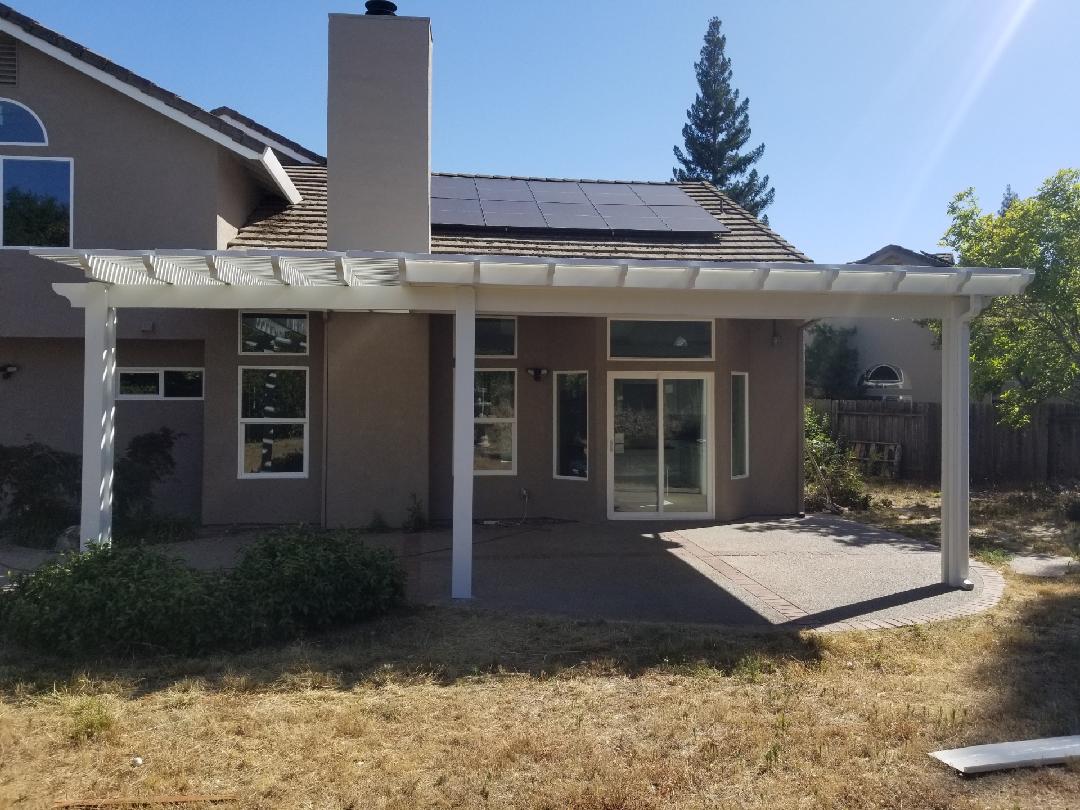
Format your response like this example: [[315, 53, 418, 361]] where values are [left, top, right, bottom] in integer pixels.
[[1009, 553, 1076, 578]]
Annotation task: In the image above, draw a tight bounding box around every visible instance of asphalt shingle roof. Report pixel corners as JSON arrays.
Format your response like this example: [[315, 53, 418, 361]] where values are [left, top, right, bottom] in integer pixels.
[[231, 167, 811, 263]]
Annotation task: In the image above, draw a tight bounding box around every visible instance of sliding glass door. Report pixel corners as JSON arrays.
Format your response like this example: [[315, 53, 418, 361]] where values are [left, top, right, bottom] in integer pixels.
[[608, 373, 712, 519]]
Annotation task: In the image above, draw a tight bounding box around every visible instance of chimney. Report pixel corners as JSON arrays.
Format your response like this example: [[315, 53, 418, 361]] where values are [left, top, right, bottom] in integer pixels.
[[327, 3, 431, 252]]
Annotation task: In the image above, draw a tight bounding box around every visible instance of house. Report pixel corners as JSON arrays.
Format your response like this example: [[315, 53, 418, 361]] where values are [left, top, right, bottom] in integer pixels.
[[0, 2, 1031, 598], [815, 245, 954, 402]]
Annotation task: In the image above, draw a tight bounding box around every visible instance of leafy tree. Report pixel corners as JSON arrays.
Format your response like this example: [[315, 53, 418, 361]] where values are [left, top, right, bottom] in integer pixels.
[[942, 169, 1080, 427], [673, 17, 775, 220], [804, 323, 861, 399]]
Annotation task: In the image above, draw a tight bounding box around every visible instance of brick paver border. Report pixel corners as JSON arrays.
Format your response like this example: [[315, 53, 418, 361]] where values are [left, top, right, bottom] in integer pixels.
[[670, 531, 1007, 633]]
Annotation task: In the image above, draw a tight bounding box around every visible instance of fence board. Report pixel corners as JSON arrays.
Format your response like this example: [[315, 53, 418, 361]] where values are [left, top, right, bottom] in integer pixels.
[[810, 399, 1080, 484]]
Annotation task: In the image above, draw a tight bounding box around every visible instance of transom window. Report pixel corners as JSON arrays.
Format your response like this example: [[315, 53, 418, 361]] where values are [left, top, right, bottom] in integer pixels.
[[238, 366, 308, 478], [118, 368, 204, 400], [475, 316, 516, 357], [609, 319, 713, 360], [239, 312, 309, 355], [1, 156, 72, 247], [474, 369, 516, 475], [0, 99, 47, 145]]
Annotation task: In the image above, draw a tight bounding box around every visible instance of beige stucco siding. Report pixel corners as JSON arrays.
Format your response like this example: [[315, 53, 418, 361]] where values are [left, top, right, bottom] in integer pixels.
[[428, 315, 804, 524], [324, 312, 430, 528]]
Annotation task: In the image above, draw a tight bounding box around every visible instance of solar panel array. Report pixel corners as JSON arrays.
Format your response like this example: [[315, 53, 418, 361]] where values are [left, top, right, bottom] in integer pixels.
[[431, 177, 727, 234]]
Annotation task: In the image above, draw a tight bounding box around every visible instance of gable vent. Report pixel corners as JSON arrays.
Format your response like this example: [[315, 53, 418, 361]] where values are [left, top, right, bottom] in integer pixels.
[[0, 36, 16, 85]]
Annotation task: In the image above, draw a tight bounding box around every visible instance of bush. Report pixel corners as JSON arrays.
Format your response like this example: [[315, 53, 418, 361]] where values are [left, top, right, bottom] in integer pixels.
[[0, 529, 406, 657], [0, 544, 220, 656], [0, 429, 182, 548], [803, 406, 870, 512], [225, 528, 405, 647]]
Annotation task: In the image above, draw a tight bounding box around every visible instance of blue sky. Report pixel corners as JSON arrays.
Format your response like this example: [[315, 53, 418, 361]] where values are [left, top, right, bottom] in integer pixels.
[[14, 0, 1073, 261]]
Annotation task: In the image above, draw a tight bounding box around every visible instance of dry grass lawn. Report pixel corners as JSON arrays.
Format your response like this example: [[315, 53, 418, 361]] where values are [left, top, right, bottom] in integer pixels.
[[2, 491, 1079, 809]]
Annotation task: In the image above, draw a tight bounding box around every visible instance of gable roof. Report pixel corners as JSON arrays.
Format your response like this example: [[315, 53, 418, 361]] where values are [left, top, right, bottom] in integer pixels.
[[855, 244, 954, 267], [211, 106, 326, 167], [0, 3, 301, 202], [231, 166, 811, 262]]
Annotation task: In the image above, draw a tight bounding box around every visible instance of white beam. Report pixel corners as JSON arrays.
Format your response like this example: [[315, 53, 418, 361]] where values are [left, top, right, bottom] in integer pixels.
[[451, 287, 476, 599], [941, 297, 977, 589], [79, 283, 117, 550]]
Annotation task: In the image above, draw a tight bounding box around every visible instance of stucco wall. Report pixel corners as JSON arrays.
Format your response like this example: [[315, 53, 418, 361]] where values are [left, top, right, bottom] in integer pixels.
[[324, 312, 430, 528], [429, 315, 804, 524], [0, 337, 204, 519], [200, 311, 324, 526]]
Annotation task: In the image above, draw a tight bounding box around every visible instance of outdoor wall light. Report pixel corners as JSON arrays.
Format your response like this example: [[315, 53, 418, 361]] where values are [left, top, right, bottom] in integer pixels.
[[526, 367, 549, 382], [1, 364, 18, 380]]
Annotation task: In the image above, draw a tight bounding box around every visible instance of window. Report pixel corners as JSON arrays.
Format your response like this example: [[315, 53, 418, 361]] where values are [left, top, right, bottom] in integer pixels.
[[553, 371, 588, 480], [862, 364, 903, 384], [474, 369, 515, 474], [117, 368, 204, 400], [475, 316, 516, 357], [609, 319, 713, 359], [1, 157, 71, 247], [239, 312, 309, 355], [731, 372, 749, 479], [238, 367, 308, 477], [0, 100, 47, 144]]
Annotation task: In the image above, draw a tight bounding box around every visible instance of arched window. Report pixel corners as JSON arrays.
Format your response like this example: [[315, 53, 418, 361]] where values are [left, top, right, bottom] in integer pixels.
[[0, 99, 47, 145], [862, 364, 904, 385]]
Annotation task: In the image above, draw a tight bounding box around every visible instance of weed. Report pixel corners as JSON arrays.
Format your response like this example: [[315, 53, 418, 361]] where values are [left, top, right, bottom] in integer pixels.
[[62, 695, 114, 743]]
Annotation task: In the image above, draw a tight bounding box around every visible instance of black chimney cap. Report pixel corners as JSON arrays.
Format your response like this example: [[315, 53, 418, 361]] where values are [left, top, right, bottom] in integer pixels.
[[365, 0, 397, 14]]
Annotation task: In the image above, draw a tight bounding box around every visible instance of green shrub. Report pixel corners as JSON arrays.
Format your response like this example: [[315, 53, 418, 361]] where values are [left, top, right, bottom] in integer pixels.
[[0, 429, 183, 548], [803, 405, 870, 512], [224, 528, 405, 647], [402, 494, 427, 533], [0, 544, 220, 656], [0, 529, 406, 657]]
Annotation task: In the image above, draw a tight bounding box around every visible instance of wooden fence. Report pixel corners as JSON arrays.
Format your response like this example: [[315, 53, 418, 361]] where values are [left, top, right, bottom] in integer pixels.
[[810, 399, 1080, 483]]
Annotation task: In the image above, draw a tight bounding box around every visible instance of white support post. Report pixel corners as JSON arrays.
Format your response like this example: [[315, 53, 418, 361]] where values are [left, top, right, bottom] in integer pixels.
[[451, 287, 476, 599], [940, 298, 974, 589], [79, 283, 117, 550]]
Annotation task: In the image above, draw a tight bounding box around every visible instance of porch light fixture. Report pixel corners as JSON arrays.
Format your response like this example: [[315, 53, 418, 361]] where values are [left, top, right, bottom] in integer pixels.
[[1, 363, 17, 380], [527, 367, 549, 382]]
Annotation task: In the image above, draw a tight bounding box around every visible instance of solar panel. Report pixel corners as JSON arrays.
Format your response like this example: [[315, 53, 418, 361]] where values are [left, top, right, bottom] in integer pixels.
[[476, 178, 533, 201], [630, 184, 695, 206], [431, 176, 478, 200], [429, 176, 727, 233]]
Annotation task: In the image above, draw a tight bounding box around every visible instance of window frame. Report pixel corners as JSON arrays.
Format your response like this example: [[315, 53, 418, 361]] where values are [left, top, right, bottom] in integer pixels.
[[606, 317, 715, 361], [0, 155, 73, 249], [237, 310, 310, 357], [475, 315, 517, 359], [730, 371, 750, 480], [116, 367, 205, 401], [474, 367, 517, 477], [0, 99, 49, 146], [236, 365, 310, 480], [552, 370, 589, 482]]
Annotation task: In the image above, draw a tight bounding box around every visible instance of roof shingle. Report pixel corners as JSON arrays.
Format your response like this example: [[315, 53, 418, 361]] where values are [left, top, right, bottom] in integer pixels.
[[231, 167, 811, 262]]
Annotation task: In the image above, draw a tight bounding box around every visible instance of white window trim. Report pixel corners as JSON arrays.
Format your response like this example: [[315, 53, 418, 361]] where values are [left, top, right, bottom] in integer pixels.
[[237, 310, 310, 356], [552, 370, 589, 481], [0, 155, 73, 249], [117, 367, 205, 401], [237, 365, 309, 480], [731, 371, 750, 480], [606, 317, 715, 361], [0, 99, 48, 146], [474, 367, 517, 476], [475, 314, 517, 359]]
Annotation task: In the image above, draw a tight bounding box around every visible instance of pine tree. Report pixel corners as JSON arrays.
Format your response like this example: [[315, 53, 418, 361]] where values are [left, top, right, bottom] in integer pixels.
[[673, 17, 775, 219], [998, 183, 1018, 216]]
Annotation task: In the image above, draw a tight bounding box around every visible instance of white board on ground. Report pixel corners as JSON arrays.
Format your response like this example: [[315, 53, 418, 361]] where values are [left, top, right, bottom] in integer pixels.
[[930, 735, 1080, 774]]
